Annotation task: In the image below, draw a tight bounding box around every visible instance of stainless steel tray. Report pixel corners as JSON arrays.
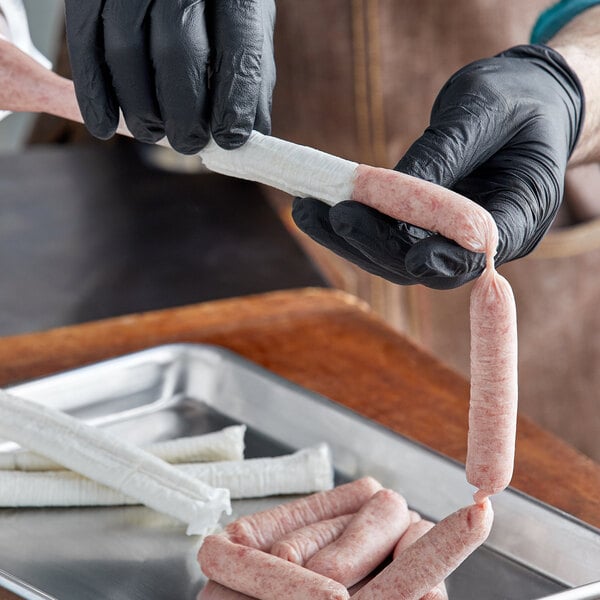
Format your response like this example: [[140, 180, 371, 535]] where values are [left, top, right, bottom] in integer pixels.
[[0, 344, 598, 600]]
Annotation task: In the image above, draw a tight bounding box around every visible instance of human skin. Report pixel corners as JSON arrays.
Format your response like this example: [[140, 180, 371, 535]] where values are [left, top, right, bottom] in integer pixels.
[[549, 6, 600, 166]]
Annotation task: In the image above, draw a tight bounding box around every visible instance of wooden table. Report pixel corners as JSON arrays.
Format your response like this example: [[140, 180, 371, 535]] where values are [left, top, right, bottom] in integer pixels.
[[0, 288, 598, 599]]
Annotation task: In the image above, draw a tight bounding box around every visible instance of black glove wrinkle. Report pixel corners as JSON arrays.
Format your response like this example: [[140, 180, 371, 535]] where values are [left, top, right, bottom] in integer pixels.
[[64, 0, 120, 139], [293, 43, 584, 289], [103, 0, 165, 144], [404, 236, 485, 286], [499, 44, 585, 153], [328, 201, 414, 277], [253, 0, 277, 135], [150, 0, 211, 153], [291, 199, 414, 285], [65, 0, 275, 152], [210, 0, 276, 148]]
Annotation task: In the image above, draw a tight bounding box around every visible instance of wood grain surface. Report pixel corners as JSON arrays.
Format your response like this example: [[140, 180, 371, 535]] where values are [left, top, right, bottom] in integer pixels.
[[0, 288, 598, 599]]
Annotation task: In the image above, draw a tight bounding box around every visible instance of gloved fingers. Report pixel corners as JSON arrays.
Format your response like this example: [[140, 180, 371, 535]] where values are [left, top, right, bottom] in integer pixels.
[[327, 201, 418, 271], [102, 0, 164, 144], [252, 0, 276, 135], [150, 0, 211, 154], [294, 198, 482, 289], [394, 100, 511, 189], [209, 0, 266, 148], [403, 235, 486, 289], [64, 0, 119, 139], [292, 198, 415, 285], [328, 201, 481, 289]]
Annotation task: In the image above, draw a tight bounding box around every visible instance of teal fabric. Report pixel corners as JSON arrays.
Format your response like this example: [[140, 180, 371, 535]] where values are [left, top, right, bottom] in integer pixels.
[[531, 0, 600, 43]]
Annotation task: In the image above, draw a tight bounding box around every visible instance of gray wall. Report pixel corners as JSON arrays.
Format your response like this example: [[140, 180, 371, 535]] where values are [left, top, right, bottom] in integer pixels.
[[0, 0, 65, 153]]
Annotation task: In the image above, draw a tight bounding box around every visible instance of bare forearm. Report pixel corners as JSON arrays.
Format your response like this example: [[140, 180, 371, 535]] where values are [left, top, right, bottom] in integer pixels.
[[549, 5, 600, 165]]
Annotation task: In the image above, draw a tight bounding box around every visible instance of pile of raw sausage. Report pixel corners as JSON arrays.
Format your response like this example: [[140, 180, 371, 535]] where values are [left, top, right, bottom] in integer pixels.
[[198, 478, 493, 599], [198, 169, 517, 599]]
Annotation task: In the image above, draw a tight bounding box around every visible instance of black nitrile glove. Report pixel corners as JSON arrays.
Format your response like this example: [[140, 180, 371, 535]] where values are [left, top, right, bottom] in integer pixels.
[[64, 0, 276, 154], [293, 45, 584, 289]]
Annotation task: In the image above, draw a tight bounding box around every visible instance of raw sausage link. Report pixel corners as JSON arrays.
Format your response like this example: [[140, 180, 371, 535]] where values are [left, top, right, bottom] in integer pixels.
[[225, 476, 381, 550], [270, 513, 354, 565], [198, 534, 349, 600], [409, 510, 422, 524], [306, 489, 410, 588], [467, 268, 518, 499], [422, 587, 449, 600], [198, 580, 256, 599], [352, 164, 498, 255], [393, 519, 449, 600], [351, 500, 493, 600], [351, 577, 448, 600], [393, 519, 434, 559]]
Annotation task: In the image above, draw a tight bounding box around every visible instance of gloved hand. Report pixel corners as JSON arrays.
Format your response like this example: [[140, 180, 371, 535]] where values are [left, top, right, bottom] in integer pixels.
[[293, 45, 584, 289], [64, 0, 276, 154]]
